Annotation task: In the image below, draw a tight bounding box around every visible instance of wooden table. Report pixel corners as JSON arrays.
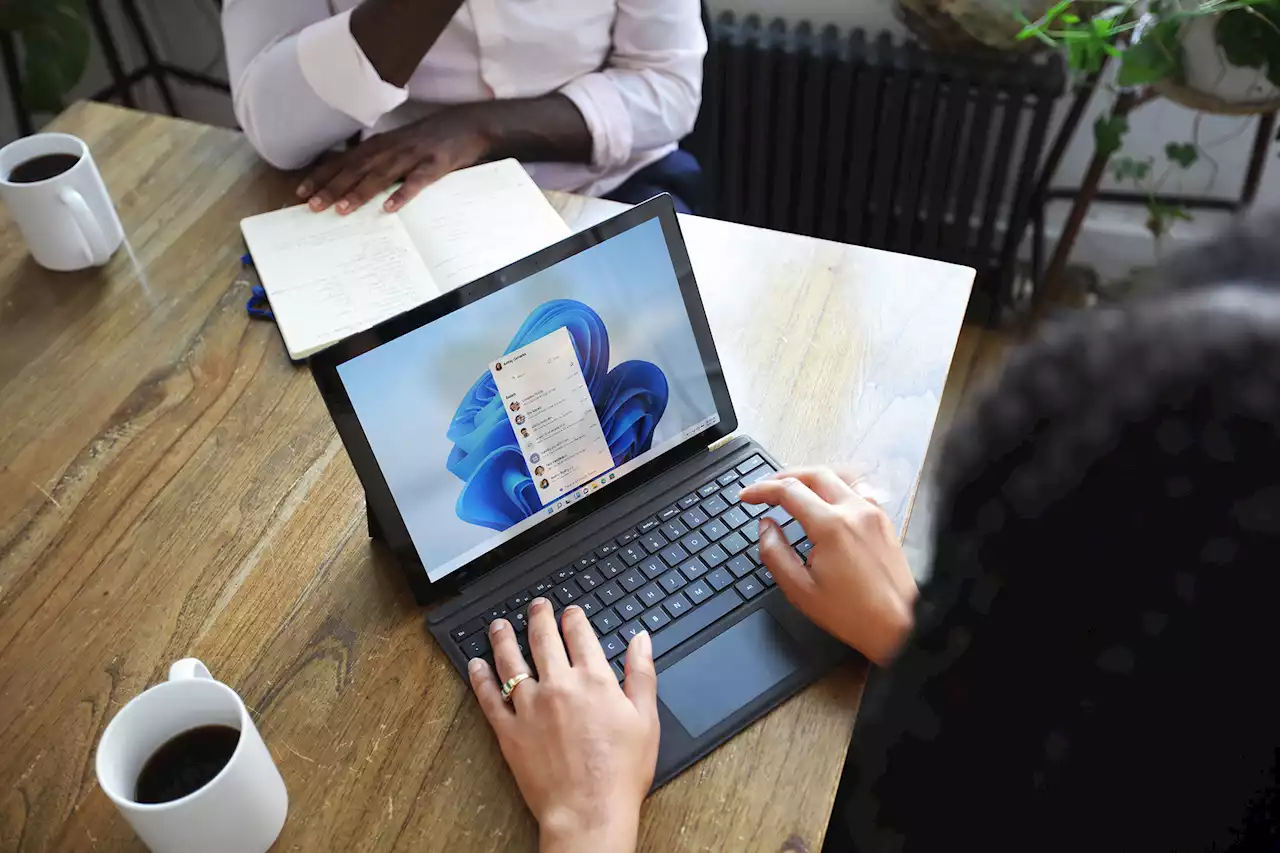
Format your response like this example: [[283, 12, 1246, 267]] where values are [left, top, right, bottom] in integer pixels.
[[0, 102, 972, 853]]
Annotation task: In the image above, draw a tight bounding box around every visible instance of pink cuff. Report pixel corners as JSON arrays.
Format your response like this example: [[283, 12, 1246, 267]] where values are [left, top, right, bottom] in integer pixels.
[[559, 72, 635, 171]]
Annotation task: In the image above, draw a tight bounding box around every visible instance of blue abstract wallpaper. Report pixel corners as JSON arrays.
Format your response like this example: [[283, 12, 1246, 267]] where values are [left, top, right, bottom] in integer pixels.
[[445, 300, 669, 531]]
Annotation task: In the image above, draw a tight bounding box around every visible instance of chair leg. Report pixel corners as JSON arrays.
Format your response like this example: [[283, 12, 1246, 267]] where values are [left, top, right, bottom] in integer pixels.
[[119, 0, 180, 116], [1, 29, 34, 136], [86, 0, 136, 108]]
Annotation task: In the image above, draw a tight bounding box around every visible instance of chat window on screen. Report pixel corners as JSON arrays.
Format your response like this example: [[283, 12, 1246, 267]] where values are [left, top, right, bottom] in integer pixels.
[[490, 326, 614, 504]]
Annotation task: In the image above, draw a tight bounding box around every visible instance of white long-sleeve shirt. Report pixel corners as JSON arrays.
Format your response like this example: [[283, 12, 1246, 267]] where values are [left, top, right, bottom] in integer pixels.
[[222, 0, 706, 197]]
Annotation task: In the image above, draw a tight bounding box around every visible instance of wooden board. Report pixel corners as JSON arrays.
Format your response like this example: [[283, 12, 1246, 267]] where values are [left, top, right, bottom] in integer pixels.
[[0, 102, 972, 853]]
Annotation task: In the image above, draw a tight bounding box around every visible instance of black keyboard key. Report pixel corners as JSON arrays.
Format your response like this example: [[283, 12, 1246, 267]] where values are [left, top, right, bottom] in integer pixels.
[[618, 619, 645, 641], [741, 519, 761, 543], [597, 555, 624, 577], [462, 633, 490, 659], [737, 455, 765, 475], [707, 567, 735, 591], [637, 517, 661, 535], [657, 505, 681, 522], [702, 544, 729, 568], [722, 506, 750, 529], [727, 555, 756, 578], [721, 531, 749, 555], [619, 568, 645, 592], [679, 556, 708, 581], [681, 532, 708, 553], [574, 554, 596, 570], [685, 578, 713, 604], [659, 519, 687, 541], [554, 584, 579, 606], [619, 544, 646, 566], [744, 500, 769, 517], [596, 580, 624, 605], [747, 543, 762, 564], [592, 609, 622, 634], [782, 520, 806, 545], [638, 555, 666, 580], [797, 539, 814, 555], [555, 567, 576, 582], [677, 494, 699, 510], [577, 593, 602, 617], [507, 591, 533, 610], [642, 608, 671, 632], [450, 618, 485, 642], [717, 470, 739, 486], [531, 578, 554, 596], [735, 576, 765, 600], [663, 592, 692, 618], [680, 507, 709, 528], [596, 542, 617, 558], [720, 482, 744, 505], [698, 482, 719, 498], [701, 495, 729, 517], [765, 505, 793, 527], [611, 658, 626, 681], [484, 604, 509, 622], [652, 590, 745, 659], [740, 466, 773, 487], [614, 595, 644, 620], [757, 567, 775, 587], [639, 531, 667, 553], [636, 582, 666, 608], [617, 529, 640, 546], [600, 633, 627, 659], [657, 568, 687, 594], [701, 519, 729, 541], [659, 543, 688, 566], [576, 569, 602, 592]]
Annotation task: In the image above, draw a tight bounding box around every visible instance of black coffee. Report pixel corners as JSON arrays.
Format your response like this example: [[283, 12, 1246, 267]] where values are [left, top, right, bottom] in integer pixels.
[[6, 152, 80, 184], [134, 724, 241, 804]]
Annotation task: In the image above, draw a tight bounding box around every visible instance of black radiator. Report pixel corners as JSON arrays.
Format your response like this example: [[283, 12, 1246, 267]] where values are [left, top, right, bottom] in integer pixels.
[[683, 13, 1066, 320]]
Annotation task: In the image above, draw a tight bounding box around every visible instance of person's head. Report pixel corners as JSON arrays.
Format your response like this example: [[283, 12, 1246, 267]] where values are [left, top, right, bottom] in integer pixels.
[[845, 220, 1280, 852], [534, 465, 544, 476]]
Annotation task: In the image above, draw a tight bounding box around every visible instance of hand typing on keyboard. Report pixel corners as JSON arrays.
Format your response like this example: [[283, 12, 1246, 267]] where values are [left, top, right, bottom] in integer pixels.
[[739, 467, 919, 666], [468, 598, 659, 853]]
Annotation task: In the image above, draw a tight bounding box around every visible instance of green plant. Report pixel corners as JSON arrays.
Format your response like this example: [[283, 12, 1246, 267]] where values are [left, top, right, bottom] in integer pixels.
[[0, 0, 92, 114], [1016, 0, 1280, 238]]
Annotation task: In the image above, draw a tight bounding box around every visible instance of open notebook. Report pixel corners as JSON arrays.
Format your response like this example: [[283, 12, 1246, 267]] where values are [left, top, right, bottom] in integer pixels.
[[240, 159, 571, 360]]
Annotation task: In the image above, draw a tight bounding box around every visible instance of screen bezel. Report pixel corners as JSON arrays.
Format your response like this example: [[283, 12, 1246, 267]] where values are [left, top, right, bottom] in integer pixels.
[[309, 195, 737, 602]]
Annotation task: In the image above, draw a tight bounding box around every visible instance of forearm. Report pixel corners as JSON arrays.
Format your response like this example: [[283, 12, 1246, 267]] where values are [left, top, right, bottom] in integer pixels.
[[349, 0, 465, 87], [464, 94, 594, 165]]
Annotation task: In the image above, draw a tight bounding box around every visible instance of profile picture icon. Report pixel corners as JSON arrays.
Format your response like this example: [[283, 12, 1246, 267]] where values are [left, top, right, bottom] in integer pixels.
[[515, 414, 526, 425], [529, 452, 541, 464], [539, 478, 550, 489], [494, 362, 502, 372], [509, 401, 520, 412], [521, 428, 530, 438], [534, 465, 545, 476]]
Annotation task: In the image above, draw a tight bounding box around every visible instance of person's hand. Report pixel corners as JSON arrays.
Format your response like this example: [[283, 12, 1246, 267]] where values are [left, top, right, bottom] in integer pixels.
[[296, 106, 489, 215], [469, 598, 659, 853], [739, 467, 918, 666]]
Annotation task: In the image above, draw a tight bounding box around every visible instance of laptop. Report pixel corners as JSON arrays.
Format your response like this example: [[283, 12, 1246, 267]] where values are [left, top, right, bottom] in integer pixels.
[[310, 195, 850, 787]]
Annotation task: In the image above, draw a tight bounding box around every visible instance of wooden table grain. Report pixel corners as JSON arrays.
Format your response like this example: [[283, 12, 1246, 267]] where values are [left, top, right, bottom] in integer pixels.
[[0, 102, 973, 853]]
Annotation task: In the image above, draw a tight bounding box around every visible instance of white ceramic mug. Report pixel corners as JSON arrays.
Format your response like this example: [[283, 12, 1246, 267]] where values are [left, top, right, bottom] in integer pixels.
[[0, 132, 124, 271], [95, 659, 289, 853]]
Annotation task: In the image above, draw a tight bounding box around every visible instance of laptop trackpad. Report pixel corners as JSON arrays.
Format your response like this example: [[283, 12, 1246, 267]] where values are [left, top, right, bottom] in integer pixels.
[[658, 610, 804, 738]]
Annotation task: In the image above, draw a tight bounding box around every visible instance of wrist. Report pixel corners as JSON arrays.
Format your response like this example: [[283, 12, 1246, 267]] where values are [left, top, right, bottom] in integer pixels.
[[538, 805, 640, 853]]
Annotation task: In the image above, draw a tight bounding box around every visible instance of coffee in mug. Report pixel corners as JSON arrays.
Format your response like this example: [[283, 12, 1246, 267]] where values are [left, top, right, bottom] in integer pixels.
[[95, 659, 288, 853], [0, 132, 124, 271]]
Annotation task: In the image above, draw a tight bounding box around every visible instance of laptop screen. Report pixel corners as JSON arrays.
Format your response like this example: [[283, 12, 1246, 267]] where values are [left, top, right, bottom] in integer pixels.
[[335, 216, 721, 582]]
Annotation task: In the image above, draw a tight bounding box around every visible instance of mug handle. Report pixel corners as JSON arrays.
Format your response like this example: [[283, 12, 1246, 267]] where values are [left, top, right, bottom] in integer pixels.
[[169, 658, 213, 681], [58, 187, 113, 266]]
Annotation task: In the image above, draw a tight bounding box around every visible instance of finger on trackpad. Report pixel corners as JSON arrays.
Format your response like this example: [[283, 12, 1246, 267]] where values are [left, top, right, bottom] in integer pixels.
[[657, 610, 804, 738]]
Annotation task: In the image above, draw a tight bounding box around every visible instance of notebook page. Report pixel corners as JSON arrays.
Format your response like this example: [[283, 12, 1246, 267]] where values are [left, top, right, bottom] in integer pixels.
[[241, 200, 439, 359], [396, 159, 572, 293]]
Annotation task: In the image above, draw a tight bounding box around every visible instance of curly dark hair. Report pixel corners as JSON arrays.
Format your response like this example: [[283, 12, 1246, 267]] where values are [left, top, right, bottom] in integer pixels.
[[835, 227, 1280, 852]]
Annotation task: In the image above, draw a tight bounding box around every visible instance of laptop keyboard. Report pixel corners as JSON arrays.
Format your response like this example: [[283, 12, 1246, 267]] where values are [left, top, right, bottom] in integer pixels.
[[448, 454, 812, 681]]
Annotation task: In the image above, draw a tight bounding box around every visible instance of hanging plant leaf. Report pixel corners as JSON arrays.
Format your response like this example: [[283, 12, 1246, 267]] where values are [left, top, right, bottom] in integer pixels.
[[1094, 115, 1129, 158], [1165, 142, 1198, 168], [1215, 4, 1280, 87], [4, 0, 91, 113], [1118, 17, 1182, 86]]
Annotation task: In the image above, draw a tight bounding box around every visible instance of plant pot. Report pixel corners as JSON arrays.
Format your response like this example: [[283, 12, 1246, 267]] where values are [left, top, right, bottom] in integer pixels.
[[897, 0, 1056, 55], [1179, 14, 1280, 106]]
